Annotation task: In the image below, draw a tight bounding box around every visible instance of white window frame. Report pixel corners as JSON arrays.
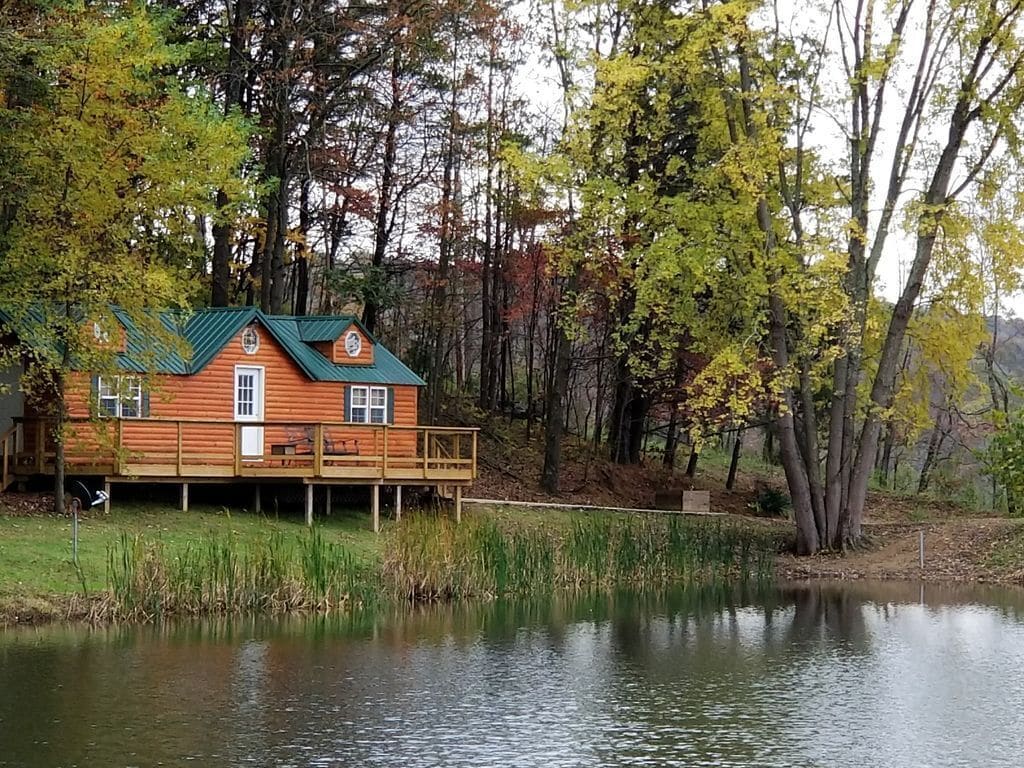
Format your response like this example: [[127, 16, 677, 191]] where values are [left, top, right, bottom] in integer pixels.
[[233, 365, 264, 421], [98, 375, 143, 419], [350, 385, 387, 424]]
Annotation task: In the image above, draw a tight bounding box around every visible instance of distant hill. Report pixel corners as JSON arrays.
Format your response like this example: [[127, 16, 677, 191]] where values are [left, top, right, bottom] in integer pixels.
[[989, 315, 1024, 389]]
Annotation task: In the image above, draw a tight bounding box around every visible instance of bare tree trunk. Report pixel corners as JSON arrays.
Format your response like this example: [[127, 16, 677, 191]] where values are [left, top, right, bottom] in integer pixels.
[[427, 76, 460, 422], [685, 445, 699, 479], [541, 272, 577, 492], [363, 46, 401, 335], [663, 408, 680, 469], [726, 429, 743, 490], [211, 0, 250, 307], [916, 418, 946, 495], [879, 422, 895, 488], [294, 177, 310, 316]]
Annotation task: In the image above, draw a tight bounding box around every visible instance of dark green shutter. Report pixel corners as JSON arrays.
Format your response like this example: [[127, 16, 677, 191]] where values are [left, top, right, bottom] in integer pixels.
[[141, 386, 150, 417], [343, 385, 352, 422], [387, 387, 395, 424], [91, 375, 100, 416]]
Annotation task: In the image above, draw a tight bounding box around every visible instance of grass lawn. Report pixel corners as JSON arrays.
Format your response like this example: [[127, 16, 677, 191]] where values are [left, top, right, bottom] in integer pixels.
[[0, 503, 382, 600]]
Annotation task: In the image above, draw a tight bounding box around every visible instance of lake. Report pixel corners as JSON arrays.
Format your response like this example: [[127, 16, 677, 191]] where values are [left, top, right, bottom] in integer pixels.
[[2, 581, 1024, 767]]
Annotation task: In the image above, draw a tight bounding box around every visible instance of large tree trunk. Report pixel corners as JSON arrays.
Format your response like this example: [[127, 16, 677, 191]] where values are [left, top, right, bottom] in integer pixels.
[[845, 123, 966, 542], [685, 445, 699, 478], [294, 177, 310, 316], [362, 46, 401, 336], [211, 189, 234, 307], [211, 0, 250, 308], [608, 360, 639, 464], [768, 293, 820, 555], [541, 271, 577, 492], [426, 76, 460, 422]]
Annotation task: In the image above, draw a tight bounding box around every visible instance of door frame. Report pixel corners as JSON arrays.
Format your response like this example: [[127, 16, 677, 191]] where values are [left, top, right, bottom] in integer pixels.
[[234, 364, 265, 459]]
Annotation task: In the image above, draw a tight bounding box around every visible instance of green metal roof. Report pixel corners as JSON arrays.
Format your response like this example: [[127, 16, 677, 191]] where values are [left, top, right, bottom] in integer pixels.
[[294, 316, 353, 342], [1, 305, 426, 386]]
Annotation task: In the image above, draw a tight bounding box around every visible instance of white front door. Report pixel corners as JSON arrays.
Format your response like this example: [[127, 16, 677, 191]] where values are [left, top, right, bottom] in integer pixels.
[[234, 365, 264, 459]]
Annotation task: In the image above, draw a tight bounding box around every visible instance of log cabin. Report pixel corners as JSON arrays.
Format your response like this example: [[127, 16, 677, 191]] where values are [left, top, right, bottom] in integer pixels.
[[0, 306, 477, 528]]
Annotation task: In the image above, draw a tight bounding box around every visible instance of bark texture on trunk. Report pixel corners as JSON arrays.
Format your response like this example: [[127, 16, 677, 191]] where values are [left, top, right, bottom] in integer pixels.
[[541, 272, 577, 493]]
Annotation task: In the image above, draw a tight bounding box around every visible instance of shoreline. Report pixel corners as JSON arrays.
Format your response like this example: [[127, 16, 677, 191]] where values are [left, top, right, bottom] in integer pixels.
[[6, 565, 1023, 631], [3, 509, 1023, 630]]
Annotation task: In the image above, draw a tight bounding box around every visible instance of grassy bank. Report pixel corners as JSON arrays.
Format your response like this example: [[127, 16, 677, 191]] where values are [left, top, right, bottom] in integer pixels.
[[0, 505, 379, 622], [0, 503, 786, 625]]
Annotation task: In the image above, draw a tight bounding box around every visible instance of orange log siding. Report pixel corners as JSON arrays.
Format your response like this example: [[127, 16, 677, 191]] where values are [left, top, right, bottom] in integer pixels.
[[54, 323, 420, 468]]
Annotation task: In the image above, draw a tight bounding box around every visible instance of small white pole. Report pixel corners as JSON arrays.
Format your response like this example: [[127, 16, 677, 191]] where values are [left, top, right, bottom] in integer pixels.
[[372, 485, 380, 533], [919, 530, 925, 569], [395, 485, 402, 522], [181, 482, 189, 513], [71, 498, 80, 565], [305, 484, 314, 527]]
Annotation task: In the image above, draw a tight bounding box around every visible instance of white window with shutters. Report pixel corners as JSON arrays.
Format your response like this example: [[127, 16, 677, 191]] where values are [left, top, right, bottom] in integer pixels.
[[369, 387, 386, 424], [97, 375, 143, 418], [349, 386, 387, 423], [350, 386, 368, 423]]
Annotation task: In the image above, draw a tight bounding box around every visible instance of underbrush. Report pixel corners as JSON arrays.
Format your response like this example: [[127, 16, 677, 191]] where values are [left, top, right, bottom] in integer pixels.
[[91, 511, 786, 621], [381, 513, 784, 601]]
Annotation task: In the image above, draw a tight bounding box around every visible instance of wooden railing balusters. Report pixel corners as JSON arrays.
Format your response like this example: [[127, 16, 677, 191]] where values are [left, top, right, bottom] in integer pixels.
[[2, 418, 479, 487], [35, 420, 44, 473], [422, 429, 429, 479], [314, 423, 324, 477], [176, 421, 183, 476]]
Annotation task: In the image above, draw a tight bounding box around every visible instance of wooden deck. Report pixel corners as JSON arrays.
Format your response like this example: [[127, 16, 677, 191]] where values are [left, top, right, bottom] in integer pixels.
[[4, 418, 478, 486]]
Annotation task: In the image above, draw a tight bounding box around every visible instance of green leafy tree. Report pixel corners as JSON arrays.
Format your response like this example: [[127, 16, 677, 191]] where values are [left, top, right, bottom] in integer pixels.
[[0, 1, 249, 514]]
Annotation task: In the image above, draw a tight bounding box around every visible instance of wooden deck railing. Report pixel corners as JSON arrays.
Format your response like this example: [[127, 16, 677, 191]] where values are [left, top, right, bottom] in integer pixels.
[[0, 422, 20, 491], [11, 417, 478, 484]]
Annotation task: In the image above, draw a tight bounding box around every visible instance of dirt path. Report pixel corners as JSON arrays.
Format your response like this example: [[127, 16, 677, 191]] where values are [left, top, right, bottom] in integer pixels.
[[779, 518, 1024, 583]]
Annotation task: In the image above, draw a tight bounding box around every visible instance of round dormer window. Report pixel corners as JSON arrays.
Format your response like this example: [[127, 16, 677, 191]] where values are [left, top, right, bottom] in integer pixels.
[[345, 330, 362, 358], [241, 326, 260, 355]]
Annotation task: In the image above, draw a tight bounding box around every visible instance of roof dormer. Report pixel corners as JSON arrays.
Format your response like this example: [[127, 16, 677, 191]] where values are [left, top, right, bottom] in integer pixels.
[[334, 323, 374, 365]]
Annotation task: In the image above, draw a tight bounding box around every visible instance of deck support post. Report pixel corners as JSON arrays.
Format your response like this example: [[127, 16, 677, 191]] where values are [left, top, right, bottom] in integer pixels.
[[372, 484, 380, 533], [305, 484, 314, 527], [455, 485, 462, 524], [103, 481, 111, 514], [325, 485, 332, 516], [395, 485, 402, 522], [180, 482, 189, 513], [253, 484, 261, 514]]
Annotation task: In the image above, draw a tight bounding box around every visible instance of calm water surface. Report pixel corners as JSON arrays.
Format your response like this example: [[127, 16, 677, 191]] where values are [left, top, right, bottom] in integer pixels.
[[3, 581, 1024, 767]]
